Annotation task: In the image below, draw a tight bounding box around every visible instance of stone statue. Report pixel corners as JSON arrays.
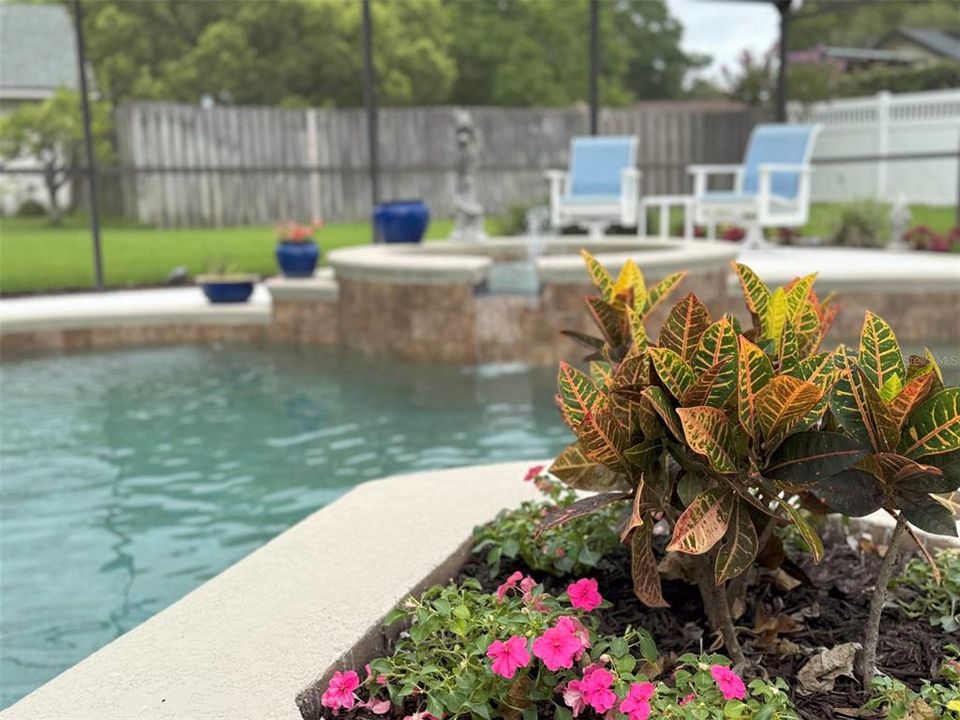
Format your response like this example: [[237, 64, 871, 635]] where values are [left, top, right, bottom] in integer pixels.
[[888, 193, 911, 251], [450, 109, 486, 241]]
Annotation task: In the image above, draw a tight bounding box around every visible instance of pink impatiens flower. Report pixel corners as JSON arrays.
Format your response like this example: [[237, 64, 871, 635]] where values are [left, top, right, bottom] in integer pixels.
[[555, 616, 590, 659], [579, 665, 617, 713], [619, 681, 655, 720], [321, 670, 360, 712], [524, 464, 545, 481], [710, 665, 746, 700], [567, 578, 603, 612], [486, 635, 531, 679], [562, 679, 586, 717], [359, 698, 392, 715], [532, 618, 585, 671], [679, 692, 695, 706], [496, 571, 524, 603], [519, 576, 548, 611]]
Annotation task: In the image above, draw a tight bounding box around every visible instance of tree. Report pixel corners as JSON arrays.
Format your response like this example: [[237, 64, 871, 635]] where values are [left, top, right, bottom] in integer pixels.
[[0, 88, 113, 222], [721, 48, 776, 108]]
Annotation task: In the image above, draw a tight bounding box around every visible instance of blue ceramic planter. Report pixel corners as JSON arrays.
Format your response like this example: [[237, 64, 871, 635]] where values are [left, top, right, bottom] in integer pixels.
[[374, 199, 430, 244], [276, 239, 320, 277], [200, 278, 255, 304]]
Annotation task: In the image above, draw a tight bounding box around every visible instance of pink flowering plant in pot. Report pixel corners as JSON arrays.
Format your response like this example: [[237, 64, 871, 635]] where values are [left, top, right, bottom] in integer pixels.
[[319, 575, 798, 719]]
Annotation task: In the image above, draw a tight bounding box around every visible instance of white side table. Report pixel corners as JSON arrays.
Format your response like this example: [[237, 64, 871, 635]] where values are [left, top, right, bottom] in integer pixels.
[[639, 195, 696, 241]]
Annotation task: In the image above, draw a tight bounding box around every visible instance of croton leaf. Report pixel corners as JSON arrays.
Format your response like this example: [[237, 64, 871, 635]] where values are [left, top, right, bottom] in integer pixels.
[[631, 521, 669, 608], [810, 468, 884, 517], [659, 294, 711, 364], [887, 371, 934, 430], [676, 406, 740, 473], [624, 439, 661, 472], [764, 431, 867, 485], [879, 374, 902, 403], [894, 490, 958, 537], [918, 449, 960, 492], [900, 387, 960, 459], [871, 453, 944, 487], [859, 368, 901, 453], [642, 386, 684, 440], [649, 347, 695, 401], [858, 311, 905, 393], [626, 304, 649, 353], [580, 249, 614, 300], [794, 301, 825, 357], [736, 335, 774, 438], [831, 347, 887, 451], [578, 405, 630, 472], [714, 501, 759, 583], [777, 320, 800, 376], [784, 273, 818, 321], [666, 487, 734, 555], [639, 271, 687, 320], [781, 501, 824, 562], [693, 318, 738, 408], [733, 262, 770, 332], [549, 442, 630, 491], [611, 259, 644, 304], [754, 375, 822, 439], [676, 470, 709, 507], [557, 362, 599, 429], [682, 361, 725, 408], [764, 286, 788, 344], [535, 491, 631, 537], [612, 348, 649, 389], [587, 296, 629, 349], [589, 361, 613, 389]]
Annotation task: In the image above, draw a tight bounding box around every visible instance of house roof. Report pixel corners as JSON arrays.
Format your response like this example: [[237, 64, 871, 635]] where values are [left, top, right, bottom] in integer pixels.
[[883, 27, 960, 61], [0, 4, 78, 96]]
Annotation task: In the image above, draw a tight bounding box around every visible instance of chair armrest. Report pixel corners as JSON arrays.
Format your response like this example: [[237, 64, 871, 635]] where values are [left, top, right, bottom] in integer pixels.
[[758, 163, 810, 174], [758, 164, 813, 224], [545, 169, 568, 181], [546, 170, 568, 228], [620, 168, 641, 226], [687, 164, 743, 198]]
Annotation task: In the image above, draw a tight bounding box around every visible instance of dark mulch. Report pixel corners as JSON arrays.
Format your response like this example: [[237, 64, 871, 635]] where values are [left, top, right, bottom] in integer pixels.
[[343, 525, 948, 720]]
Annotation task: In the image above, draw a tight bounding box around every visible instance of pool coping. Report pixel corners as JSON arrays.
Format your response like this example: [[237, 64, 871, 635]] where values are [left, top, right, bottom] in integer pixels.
[[0, 461, 543, 720]]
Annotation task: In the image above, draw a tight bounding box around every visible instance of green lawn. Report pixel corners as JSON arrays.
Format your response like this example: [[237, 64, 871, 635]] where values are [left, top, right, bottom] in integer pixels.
[[0, 216, 455, 294], [801, 203, 956, 239]]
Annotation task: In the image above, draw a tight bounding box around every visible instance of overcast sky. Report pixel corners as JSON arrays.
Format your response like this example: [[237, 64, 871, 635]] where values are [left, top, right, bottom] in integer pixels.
[[665, 0, 780, 83]]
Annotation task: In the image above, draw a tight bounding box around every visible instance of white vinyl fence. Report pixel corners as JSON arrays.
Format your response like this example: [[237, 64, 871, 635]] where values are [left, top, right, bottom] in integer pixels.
[[790, 89, 960, 207]]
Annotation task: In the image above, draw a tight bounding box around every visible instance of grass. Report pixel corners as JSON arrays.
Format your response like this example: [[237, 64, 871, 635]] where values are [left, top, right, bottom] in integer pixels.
[[2, 202, 956, 294], [0, 216, 455, 294]]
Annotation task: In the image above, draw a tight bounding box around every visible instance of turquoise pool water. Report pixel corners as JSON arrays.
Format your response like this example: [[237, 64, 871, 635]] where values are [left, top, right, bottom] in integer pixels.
[[0, 345, 571, 707]]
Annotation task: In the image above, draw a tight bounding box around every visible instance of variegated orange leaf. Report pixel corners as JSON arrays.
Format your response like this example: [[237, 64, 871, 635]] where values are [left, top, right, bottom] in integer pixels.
[[536, 492, 631, 537], [900, 387, 960, 459], [887, 371, 935, 430], [693, 318, 738, 409], [859, 311, 905, 393], [666, 487, 734, 554], [736, 335, 774, 438], [612, 259, 645, 303], [784, 273, 818, 322], [715, 501, 759, 583], [649, 346, 695, 401], [549, 442, 630, 492], [733, 262, 770, 332], [578, 404, 630, 472], [638, 271, 687, 319], [641, 386, 684, 440], [754, 375, 822, 439], [631, 522, 669, 608], [580, 249, 614, 299], [557, 361, 599, 429], [777, 319, 800, 376], [587, 296, 629, 349], [676, 406, 740, 473], [659, 294, 711, 364]]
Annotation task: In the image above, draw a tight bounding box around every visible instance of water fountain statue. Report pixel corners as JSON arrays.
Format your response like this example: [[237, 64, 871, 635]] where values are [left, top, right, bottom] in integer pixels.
[[449, 109, 487, 242], [888, 193, 911, 251]]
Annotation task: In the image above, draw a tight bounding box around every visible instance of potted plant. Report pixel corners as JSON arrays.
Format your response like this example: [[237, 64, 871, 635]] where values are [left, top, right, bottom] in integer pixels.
[[373, 199, 430, 243], [196, 258, 257, 304], [275, 220, 322, 277]]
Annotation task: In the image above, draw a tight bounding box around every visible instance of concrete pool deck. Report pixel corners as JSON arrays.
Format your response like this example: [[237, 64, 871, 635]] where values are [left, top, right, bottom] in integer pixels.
[[1, 243, 957, 356]]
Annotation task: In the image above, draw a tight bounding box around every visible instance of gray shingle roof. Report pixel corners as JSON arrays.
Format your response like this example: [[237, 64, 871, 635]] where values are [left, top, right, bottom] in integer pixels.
[[894, 27, 960, 62], [0, 4, 78, 93]]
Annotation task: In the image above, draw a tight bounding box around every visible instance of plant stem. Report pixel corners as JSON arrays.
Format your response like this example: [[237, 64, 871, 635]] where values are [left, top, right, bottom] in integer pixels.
[[858, 513, 908, 683], [697, 555, 747, 667]]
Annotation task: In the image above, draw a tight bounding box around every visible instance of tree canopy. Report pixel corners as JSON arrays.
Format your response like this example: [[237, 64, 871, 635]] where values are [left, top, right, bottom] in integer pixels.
[[66, 0, 703, 108]]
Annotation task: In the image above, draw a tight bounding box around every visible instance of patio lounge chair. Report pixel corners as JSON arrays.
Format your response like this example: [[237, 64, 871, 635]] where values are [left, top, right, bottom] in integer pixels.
[[546, 136, 640, 238], [689, 123, 821, 250]]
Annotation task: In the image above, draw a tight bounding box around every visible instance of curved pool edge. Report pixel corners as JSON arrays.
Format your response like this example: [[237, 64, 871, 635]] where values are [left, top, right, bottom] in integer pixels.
[[0, 460, 545, 720]]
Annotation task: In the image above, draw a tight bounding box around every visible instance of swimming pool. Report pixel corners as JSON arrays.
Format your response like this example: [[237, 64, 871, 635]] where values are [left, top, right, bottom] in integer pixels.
[[0, 345, 571, 707]]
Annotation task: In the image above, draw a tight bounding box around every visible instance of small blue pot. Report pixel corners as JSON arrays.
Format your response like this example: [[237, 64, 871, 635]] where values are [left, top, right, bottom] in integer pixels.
[[199, 278, 255, 304], [374, 199, 430, 244], [276, 239, 320, 277]]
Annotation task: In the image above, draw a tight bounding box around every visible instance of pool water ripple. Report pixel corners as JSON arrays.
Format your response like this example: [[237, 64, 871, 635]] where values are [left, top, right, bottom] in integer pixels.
[[0, 345, 571, 707]]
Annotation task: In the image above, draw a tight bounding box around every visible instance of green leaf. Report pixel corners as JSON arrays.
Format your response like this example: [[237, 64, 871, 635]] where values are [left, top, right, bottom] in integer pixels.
[[549, 442, 629, 491], [557, 362, 599, 429], [580, 249, 614, 299], [733, 262, 770, 332], [715, 501, 759, 583], [624, 439, 661, 472], [887, 371, 935, 430], [648, 346, 695, 401], [811, 469, 884, 517], [736, 335, 774, 438], [676, 471, 708, 506], [639, 271, 687, 319], [666, 487, 734, 554], [831, 347, 891, 451], [578, 404, 630, 471], [781, 502, 824, 562], [900, 388, 960, 459], [683, 360, 726, 408], [895, 490, 958, 536], [676, 406, 741, 473], [642, 386, 684, 440], [777, 320, 800, 376], [764, 431, 867, 485], [693, 317, 738, 407], [918, 449, 960, 492], [659, 293, 711, 364], [859, 310, 905, 392], [764, 286, 788, 343]]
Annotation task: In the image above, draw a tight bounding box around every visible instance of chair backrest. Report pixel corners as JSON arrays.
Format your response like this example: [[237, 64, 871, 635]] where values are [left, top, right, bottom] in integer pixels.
[[740, 124, 820, 199], [568, 136, 637, 196]]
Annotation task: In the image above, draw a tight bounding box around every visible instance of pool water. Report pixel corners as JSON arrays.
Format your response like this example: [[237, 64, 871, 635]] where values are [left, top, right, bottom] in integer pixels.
[[0, 345, 571, 707]]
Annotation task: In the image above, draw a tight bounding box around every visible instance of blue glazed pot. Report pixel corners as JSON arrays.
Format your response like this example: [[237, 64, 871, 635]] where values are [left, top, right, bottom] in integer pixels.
[[198, 277, 255, 304], [373, 199, 430, 244], [275, 239, 320, 277]]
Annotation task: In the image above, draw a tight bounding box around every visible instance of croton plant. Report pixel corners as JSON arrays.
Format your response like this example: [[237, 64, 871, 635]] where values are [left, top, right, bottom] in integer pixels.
[[543, 250, 959, 671]]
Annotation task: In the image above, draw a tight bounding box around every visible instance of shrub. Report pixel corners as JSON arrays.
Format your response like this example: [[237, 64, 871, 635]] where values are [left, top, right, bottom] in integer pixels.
[[891, 548, 960, 633], [319, 578, 799, 719], [15, 198, 47, 217], [903, 225, 948, 253], [860, 648, 960, 719], [827, 199, 891, 248], [473, 467, 622, 578]]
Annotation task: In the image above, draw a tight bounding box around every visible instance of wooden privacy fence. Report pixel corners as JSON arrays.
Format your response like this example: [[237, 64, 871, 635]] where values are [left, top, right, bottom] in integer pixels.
[[114, 101, 761, 227]]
